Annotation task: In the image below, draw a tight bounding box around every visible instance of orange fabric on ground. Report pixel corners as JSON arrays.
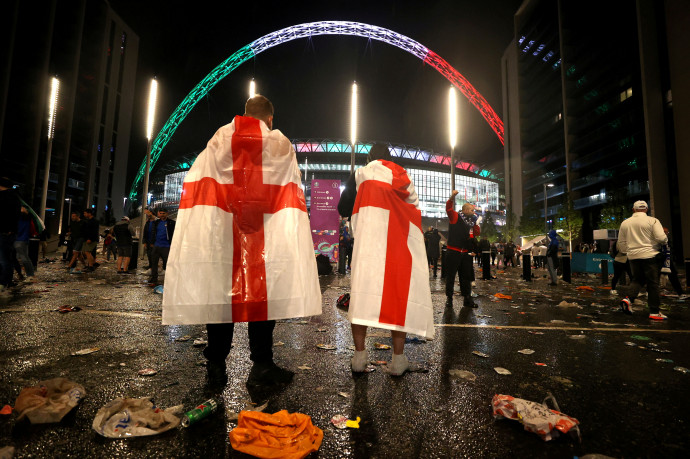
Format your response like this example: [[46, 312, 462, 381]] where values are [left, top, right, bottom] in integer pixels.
[[494, 293, 513, 300], [229, 410, 323, 459]]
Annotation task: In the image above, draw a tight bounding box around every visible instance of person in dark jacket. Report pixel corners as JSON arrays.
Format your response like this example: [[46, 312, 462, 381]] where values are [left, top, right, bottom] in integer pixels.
[[425, 228, 441, 277], [113, 216, 136, 273], [546, 230, 559, 285], [445, 190, 480, 308], [67, 211, 85, 273], [149, 208, 175, 284], [0, 177, 22, 294], [142, 209, 157, 270]]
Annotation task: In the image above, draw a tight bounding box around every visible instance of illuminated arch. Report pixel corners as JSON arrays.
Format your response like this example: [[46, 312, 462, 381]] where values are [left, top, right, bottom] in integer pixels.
[[129, 21, 504, 199]]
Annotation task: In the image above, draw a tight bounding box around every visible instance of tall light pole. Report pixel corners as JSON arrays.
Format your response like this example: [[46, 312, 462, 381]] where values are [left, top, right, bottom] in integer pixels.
[[249, 79, 256, 99], [350, 82, 358, 174], [40, 76, 60, 223], [448, 86, 458, 191], [139, 78, 158, 258], [544, 182, 554, 232]]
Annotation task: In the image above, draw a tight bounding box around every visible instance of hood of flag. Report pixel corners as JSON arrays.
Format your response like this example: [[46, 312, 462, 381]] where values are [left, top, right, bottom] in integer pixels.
[[349, 160, 434, 338], [162, 116, 322, 325]]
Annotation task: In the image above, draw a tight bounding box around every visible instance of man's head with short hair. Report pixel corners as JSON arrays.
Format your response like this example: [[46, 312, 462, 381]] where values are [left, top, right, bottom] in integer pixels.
[[244, 95, 274, 129], [633, 200, 648, 213], [83, 208, 94, 218], [367, 143, 392, 163], [461, 203, 475, 216], [157, 208, 168, 220], [71, 211, 80, 221]]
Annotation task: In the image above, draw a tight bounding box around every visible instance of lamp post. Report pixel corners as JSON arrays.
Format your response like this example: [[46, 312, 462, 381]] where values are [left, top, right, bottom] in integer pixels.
[[544, 182, 554, 232], [350, 82, 358, 173], [139, 78, 158, 258], [249, 79, 256, 98], [448, 86, 458, 191], [40, 76, 60, 223]]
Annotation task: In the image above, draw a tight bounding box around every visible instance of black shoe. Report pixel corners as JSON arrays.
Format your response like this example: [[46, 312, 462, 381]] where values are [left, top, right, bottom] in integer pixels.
[[247, 362, 294, 387], [463, 296, 478, 308], [445, 298, 453, 308], [84, 266, 94, 273]]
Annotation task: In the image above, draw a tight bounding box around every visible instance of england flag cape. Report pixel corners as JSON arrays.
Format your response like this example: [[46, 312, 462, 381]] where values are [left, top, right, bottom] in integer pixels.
[[349, 160, 434, 338], [162, 116, 322, 325]]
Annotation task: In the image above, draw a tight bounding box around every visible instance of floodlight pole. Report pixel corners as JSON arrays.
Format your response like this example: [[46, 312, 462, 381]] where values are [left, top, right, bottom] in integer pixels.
[[139, 78, 157, 259], [40, 76, 60, 223], [350, 82, 358, 174], [448, 86, 457, 192]]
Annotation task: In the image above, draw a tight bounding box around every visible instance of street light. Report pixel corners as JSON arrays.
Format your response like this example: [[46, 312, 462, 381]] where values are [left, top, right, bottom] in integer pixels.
[[249, 79, 256, 99], [140, 78, 158, 258], [544, 182, 554, 232], [350, 82, 358, 173], [448, 86, 458, 191], [40, 76, 60, 223], [59, 197, 72, 234]]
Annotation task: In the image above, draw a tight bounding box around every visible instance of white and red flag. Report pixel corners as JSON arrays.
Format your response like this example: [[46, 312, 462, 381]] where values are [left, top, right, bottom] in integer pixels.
[[162, 116, 322, 325], [349, 160, 434, 338]]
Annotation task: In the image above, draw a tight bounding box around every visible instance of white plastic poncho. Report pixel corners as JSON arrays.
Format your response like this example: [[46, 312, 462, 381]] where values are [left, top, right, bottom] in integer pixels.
[[162, 116, 322, 324], [349, 160, 434, 338]]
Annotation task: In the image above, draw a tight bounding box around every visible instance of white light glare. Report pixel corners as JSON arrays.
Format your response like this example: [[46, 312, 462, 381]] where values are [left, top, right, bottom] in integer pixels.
[[146, 79, 158, 141], [249, 79, 256, 98], [449, 86, 457, 149], [350, 82, 358, 146], [48, 77, 60, 139]]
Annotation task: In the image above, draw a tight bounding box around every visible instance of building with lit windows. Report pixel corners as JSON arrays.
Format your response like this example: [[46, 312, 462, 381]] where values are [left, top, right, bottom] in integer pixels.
[[0, 0, 139, 235], [502, 0, 690, 259], [153, 140, 502, 229]]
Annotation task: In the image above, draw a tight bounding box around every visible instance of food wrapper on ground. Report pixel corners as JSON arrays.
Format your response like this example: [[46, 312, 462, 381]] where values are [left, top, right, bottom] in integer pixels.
[[92, 397, 183, 438], [14, 378, 85, 424], [230, 410, 323, 459], [492, 394, 579, 441]]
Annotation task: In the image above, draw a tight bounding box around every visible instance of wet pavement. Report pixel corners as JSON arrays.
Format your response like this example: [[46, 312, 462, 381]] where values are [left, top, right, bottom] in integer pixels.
[[1, 256, 689, 458]]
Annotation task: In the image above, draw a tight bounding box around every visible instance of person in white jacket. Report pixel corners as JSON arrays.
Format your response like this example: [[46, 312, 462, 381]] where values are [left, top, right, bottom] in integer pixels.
[[617, 201, 668, 320]]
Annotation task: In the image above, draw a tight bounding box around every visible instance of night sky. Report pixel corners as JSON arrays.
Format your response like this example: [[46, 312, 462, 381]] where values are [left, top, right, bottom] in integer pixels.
[[108, 0, 521, 185]]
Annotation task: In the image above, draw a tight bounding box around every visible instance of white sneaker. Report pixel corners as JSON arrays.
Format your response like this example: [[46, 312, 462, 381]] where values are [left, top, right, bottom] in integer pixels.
[[610, 290, 618, 295], [351, 350, 368, 372], [678, 294, 689, 301], [649, 312, 668, 320], [389, 353, 409, 376]]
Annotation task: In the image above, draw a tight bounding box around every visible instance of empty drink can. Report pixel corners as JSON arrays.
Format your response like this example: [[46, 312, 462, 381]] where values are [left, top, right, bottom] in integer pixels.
[[181, 398, 219, 427]]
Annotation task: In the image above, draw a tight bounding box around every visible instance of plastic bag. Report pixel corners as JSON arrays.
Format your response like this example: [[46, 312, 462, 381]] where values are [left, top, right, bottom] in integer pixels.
[[492, 394, 579, 441], [229, 410, 323, 459], [14, 378, 85, 424], [92, 397, 183, 438]]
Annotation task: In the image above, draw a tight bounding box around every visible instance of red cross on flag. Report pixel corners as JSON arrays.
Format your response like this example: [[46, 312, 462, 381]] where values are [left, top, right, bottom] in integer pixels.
[[349, 160, 434, 338], [162, 116, 322, 324]]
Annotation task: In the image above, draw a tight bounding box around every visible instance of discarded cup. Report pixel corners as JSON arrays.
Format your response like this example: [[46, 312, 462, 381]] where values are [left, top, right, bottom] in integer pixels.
[[181, 398, 219, 428]]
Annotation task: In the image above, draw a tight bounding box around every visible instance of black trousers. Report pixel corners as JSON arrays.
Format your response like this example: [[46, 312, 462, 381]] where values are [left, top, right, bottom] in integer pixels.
[[611, 260, 632, 289], [445, 250, 473, 298], [206, 320, 275, 364], [629, 256, 663, 313], [150, 246, 170, 279]]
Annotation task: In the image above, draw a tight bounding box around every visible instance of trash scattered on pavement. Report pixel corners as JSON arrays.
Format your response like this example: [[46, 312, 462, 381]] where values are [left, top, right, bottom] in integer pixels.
[[56, 305, 82, 313], [93, 397, 183, 437], [494, 367, 512, 375], [297, 365, 312, 371], [576, 286, 595, 291], [448, 370, 477, 381], [71, 347, 100, 356], [274, 341, 285, 346], [338, 392, 350, 398], [331, 414, 348, 429], [535, 363, 548, 366], [557, 301, 579, 307], [316, 328, 327, 332], [181, 398, 219, 427], [655, 358, 674, 363], [674, 366, 690, 374], [230, 410, 323, 457], [0, 405, 12, 415], [175, 335, 191, 342], [569, 335, 586, 340], [630, 335, 650, 341], [528, 331, 545, 335], [472, 351, 489, 358], [192, 339, 207, 347], [518, 349, 535, 355], [370, 360, 387, 366], [346, 417, 361, 428], [624, 342, 636, 346], [137, 369, 157, 376], [153, 285, 164, 294], [374, 343, 391, 350], [14, 378, 85, 424], [226, 401, 268, 422], [316, 344, 336, 350], [492, 393, 580, 441], [476, 314, 492, 318], [494, 293, 513, 300]]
